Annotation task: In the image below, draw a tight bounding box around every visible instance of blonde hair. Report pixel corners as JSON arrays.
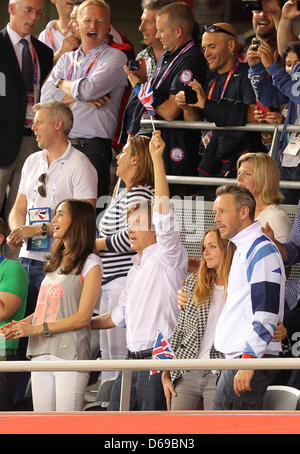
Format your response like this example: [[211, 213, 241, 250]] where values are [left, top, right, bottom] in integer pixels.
[[192, 227, 235, 307], [237, 153, 283, 205], [127, 135, 154, 190]]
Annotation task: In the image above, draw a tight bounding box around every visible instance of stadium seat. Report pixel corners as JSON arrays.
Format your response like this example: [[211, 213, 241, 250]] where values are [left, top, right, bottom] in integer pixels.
[[263, 385, 300, 410], [83, 378, 116, 411]]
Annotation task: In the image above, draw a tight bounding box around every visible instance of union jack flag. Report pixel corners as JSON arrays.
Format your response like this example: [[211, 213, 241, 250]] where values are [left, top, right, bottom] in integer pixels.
[[150, 329, 176, 375], [134, 81, 155, 117]]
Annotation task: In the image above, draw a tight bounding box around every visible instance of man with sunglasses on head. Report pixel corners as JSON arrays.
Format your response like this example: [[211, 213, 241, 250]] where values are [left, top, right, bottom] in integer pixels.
[[175, 22, 267, 200], [6, 101, 97, 364], [0, 0, 53, 251]]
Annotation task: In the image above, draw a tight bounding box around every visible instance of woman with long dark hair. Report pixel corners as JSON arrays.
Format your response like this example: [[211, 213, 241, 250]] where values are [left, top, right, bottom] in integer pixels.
[[0, 199, 102, 412]]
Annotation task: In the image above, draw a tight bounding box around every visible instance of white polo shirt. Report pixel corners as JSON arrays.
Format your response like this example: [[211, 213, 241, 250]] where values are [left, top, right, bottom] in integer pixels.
[[18, 141, 98, 262]]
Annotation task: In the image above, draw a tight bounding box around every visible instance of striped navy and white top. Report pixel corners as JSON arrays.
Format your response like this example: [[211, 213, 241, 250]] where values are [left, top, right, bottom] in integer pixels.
[[98, 185, 154, 286]]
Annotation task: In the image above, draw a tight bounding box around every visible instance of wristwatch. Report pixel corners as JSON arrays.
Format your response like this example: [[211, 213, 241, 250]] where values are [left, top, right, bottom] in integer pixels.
[[43, 322, 51, 337], [40, 222, 48, 236], [55, 78, 63, 88]]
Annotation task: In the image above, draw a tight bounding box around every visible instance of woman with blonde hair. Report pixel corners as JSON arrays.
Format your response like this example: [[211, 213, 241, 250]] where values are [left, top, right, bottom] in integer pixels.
[[95, 134, 154, 384], [161, 227, 235, 411], [237, 152, 291, 243]]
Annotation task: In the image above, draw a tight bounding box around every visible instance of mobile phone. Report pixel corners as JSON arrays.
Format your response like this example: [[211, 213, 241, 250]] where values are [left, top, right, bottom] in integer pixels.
[[242, 0, 262, 11], [128, 60, 140, 71], [183, 85, 198, 104], [252, 39, 261, 49], [256, 100, 271, 119]]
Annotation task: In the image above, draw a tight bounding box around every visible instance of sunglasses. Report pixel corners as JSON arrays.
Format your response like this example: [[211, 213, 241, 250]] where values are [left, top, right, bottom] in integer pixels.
[[204, 25, 236, 37], [38, 173, 46, 197]]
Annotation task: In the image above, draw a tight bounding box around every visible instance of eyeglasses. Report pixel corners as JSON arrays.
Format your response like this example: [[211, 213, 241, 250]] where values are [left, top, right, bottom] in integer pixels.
[[21, 7, 43, 18], [204, 25, 236, 37], [38, 173, 46, 197]]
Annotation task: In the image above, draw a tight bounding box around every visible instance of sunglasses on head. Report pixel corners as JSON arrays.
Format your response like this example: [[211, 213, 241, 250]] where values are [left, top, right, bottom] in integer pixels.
[[38, 173, 46, 198], [204, 25, 236, 37]]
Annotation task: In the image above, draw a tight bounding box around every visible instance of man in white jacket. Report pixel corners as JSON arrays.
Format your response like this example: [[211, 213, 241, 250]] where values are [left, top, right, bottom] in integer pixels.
[[213, 184, 285, 410]]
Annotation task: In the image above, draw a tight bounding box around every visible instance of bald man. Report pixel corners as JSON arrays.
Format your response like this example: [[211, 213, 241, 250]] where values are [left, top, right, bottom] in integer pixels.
[[175, 22, 267, 198]]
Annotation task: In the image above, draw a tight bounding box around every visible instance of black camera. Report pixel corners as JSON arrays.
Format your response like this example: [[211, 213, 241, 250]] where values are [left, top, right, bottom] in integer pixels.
[[252, 39, 261, 49], [183, 85, 198, 105], [128, 59, 140, 71], [242, 0, 262, 11]]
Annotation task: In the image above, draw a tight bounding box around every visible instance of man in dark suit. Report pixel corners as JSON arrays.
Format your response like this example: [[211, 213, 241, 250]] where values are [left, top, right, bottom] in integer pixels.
[[0, 0, 53, 235]]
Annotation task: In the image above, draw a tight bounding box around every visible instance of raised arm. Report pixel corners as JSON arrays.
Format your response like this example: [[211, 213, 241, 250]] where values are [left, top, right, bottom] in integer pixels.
[[149, 130, 169, 215]]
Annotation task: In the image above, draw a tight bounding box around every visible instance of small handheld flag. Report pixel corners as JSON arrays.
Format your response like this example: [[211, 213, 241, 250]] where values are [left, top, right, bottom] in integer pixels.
[[134, 81, 156, 130]]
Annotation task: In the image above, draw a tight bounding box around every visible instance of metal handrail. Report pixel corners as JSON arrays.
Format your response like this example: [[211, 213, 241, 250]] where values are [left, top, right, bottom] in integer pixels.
[[140, 119, 300, 132], [141, 119, 300, 190], [2, 358, 300, 411]]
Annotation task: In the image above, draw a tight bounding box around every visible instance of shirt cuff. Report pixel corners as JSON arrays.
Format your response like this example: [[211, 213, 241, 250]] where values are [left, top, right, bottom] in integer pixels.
[[71, 77, 85, 100], [111, 305, 126, 328]]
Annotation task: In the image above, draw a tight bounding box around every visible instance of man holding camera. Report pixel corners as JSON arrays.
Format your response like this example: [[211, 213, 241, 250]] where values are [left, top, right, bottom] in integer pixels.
[[175, 22, 267, 199], [120, 1, 207, 191], [250, 0, 283, 61]]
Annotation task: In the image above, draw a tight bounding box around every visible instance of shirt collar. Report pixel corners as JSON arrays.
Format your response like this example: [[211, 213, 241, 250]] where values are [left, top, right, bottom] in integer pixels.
[[44, 141, 72, 166], [163, 39, 194, 61], [230, 221, 262, 252], [131, 243, 157, 267], [7, 23, 31, 46], [77, 41, 107, 58]]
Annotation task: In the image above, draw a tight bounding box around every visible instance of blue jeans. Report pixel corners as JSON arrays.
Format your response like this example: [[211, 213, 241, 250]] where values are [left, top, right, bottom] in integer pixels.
[[108, 367, 167, 411]]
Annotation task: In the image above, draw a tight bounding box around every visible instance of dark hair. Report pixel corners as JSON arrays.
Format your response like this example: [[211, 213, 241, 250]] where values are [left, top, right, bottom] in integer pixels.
[[282, 41, 300, 67], [44, 199, 96, 275], [215, 184, 256, 221], [141, 0, 175, 9]]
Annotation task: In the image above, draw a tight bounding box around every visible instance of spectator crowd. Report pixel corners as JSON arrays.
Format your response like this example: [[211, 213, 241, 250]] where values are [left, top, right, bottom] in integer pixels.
[[1, 0, 300, 413]]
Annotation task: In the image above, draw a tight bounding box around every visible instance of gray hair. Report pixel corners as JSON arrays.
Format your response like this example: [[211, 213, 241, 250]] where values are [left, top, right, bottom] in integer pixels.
[[33, 101, 74, 136]]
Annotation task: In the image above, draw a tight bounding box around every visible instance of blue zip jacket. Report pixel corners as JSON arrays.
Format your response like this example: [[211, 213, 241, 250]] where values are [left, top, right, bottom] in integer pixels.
[[248, 61, 300, 156]]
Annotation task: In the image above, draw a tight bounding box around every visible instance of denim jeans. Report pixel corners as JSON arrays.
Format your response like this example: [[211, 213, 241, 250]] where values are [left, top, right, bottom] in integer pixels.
[[213, 354, 279, 410], [108, 366, 167, 411]]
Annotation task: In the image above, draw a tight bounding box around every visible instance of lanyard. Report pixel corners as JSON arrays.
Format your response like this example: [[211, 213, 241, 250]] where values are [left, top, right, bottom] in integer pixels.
[[67, 50, 101, 80], [0, 255, 5, 264], [207, 60, 240, 101], [31, 43, 38, 86], [152, 41, 195, 90], [47, 29, 54, 50]]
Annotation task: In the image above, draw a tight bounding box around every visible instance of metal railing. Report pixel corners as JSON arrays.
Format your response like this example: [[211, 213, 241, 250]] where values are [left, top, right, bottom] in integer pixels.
[[141, 119, 300, 190], [2, 358, 300, 411]]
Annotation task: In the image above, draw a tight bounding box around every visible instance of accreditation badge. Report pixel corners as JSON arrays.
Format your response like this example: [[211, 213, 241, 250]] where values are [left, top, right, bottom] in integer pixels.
[[201, 130, 213, 148], [25, 93, 35, 127], [283, 133, 300, 156], [27, 207, 51, 252]]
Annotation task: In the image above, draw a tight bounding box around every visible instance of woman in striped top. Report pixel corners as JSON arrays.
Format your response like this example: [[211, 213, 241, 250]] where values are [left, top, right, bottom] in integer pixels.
[[95, 134, 154, 383]]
